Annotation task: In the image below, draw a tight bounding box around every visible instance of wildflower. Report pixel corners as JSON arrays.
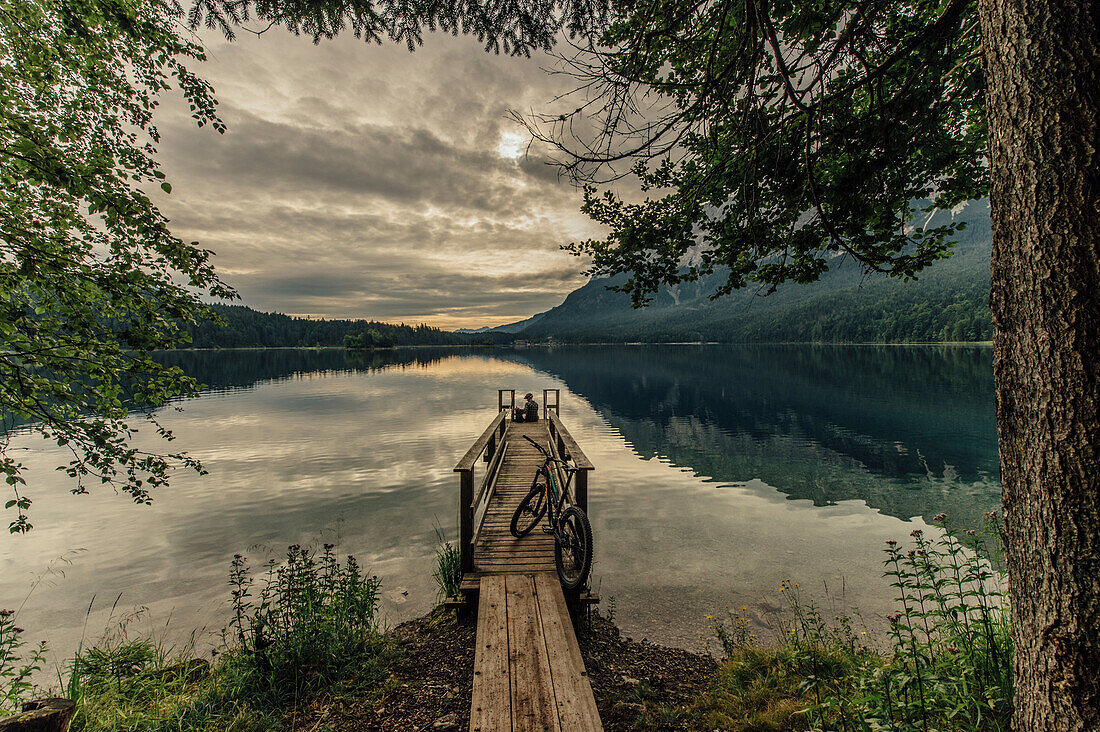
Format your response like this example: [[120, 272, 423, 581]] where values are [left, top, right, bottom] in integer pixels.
[[967, 529, 977, 536], [985, 511, 998, 520], [934, 513, 947, 522], [910, 529, 923, 538], [886, 539, 897, 546], [0, 609, 13, 617], [779, 587, 785, 592], [887, 613, 902, 624], [13, 627, 23, 633], [947, 644, 960, 653], [861, 631, 867, 635], [741, 606, 747, 611]]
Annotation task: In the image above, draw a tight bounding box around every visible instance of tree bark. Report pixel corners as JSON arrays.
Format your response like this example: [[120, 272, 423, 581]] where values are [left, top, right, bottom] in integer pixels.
[[978, 1, 1100, 729]]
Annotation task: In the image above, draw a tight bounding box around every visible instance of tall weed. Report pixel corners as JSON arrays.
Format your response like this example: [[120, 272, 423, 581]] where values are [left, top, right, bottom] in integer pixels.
[[226, 543, 390, 705], [0, 608, 45, 715], [432, 526, 462, 601], [69, 544, 394, 731]]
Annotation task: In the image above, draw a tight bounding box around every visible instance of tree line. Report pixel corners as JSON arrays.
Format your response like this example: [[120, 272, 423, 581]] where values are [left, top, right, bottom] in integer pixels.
[[182, 305, 467, 349]]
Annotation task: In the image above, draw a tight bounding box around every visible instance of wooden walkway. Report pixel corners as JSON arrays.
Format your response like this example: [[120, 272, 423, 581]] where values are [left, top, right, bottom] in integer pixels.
[[455, 396, 602, 732], [471, 574, 601, 731], [473, 419, 557, 575]]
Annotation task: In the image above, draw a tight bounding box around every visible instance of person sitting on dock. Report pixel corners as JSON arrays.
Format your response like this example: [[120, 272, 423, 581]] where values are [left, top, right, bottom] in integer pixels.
[[514, 392, 539, 422]]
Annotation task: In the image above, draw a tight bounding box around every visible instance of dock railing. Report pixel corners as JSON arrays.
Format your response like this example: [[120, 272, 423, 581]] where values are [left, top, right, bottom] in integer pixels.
[[454, 410, 508, 573]]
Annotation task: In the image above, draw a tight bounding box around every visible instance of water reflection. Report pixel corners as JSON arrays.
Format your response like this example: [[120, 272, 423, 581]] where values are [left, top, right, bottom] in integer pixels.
[[508, 345, 999, 529], [1, 345, 1001, 675], [155, 347, 480, 395]]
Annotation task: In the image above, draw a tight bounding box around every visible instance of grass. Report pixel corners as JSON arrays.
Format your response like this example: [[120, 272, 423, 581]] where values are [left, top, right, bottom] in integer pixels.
[[640, 513, 1012, 731], [64, 544, 398, 731], [432, 525, 462, 601]]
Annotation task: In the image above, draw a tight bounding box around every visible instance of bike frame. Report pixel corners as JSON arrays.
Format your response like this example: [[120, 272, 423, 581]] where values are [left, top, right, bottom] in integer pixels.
[[525, 435, 576, 533], [538, 457, 575, 531]]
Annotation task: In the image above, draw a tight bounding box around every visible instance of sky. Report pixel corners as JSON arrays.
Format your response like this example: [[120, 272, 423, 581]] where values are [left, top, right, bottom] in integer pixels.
[[154, 28, 606, 330]]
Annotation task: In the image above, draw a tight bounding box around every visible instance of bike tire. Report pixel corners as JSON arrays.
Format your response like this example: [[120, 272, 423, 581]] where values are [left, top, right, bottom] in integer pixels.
[[510, 477, 548, 537], [555, 506, 593, 590]]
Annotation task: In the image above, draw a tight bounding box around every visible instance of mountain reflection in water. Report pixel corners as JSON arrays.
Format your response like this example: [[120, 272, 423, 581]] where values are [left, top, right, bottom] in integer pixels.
[[502, 345, 999, 530], [158, 345, 1000, 530]]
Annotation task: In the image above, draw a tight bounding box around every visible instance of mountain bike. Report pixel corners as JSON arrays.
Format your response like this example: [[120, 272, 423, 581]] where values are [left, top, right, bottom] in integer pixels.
[[509, 434, 593, 590]]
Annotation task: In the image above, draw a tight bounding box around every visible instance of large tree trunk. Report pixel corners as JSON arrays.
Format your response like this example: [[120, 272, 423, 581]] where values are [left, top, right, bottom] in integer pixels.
[[978, 1, 1100, 729]]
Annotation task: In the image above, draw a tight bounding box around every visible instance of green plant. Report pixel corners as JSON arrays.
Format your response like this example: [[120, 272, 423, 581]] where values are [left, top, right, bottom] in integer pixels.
[[0, 608, 46, 714], [227, 544, 389, 705], [1, 0, 233, 533], [69, 544, 393, 731], [801, 513, 1012, 731], [432, 526, 462, 601], [67, 636, 281, 732], [700, 514, 1012, 731]]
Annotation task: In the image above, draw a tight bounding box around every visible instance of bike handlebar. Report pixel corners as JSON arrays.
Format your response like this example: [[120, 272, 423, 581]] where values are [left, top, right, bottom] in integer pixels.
[[522, 434, 575, 470], [522, 434, 549, 456]]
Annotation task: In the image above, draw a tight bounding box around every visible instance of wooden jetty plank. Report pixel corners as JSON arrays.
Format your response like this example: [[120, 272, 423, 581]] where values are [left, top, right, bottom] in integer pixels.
[[506, 574, 561, 732], [533, 574, 603, 730], [471, 575, 510, 732]]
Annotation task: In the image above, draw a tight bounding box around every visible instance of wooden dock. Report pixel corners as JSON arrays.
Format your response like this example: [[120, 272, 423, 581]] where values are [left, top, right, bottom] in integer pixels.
[[454, 390, 602, 731]]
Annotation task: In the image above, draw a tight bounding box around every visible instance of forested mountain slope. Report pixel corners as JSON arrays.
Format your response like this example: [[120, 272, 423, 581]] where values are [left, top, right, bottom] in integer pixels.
[[519, 202, 992, 343]]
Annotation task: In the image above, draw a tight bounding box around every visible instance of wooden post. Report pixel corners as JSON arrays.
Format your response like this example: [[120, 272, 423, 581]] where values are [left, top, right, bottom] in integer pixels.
[[485, 432, 495, 462], [0, 699, 76, 732], [460, 469, 474, 574], [575, 470, 588, 515]]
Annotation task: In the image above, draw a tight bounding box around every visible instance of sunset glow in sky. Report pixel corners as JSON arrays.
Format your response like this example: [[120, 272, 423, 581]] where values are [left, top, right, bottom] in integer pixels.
[[154, 30, 604, 330]]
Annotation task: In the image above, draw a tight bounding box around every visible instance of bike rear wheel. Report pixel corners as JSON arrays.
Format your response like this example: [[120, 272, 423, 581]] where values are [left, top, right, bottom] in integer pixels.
[[554, 506, 593, 590], [510, 476, 547, 537]]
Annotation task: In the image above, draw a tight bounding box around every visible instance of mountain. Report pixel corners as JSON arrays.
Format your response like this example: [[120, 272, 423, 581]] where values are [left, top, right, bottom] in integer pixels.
[[488, 311, 546, 334], [517, 201, 993, 343], [453, 311, 546, 335]]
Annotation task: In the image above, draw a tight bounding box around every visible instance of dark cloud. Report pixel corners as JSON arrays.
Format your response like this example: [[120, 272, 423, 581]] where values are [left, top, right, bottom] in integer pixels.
[[153, 30, 601, 328]]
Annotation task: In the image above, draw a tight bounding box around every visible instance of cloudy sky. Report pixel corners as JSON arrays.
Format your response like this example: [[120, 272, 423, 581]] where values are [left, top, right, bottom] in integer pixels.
[[154, 29, 605, 330]]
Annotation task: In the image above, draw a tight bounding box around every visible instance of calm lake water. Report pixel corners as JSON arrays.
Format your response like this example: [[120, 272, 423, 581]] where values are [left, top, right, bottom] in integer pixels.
[[1, 345, 1000, 677]]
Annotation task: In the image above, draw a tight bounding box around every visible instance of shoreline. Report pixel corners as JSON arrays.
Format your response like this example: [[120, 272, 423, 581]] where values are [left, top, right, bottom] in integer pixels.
[[159, 340, 993, 352]]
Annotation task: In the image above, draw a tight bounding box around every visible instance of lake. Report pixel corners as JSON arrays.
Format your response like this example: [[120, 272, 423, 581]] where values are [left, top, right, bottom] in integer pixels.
[[0, 345, 1001, 677]]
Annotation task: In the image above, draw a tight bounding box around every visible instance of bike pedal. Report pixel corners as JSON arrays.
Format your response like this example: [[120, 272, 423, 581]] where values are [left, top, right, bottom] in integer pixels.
[[540, 525, 554, 534]]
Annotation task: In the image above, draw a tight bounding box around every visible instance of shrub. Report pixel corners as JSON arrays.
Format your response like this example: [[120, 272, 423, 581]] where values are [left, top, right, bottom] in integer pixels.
[[703, 513, 1012, 731], [0, 608, 46, 715], [226, 544, 390, 705], [69, 544, 394, 731], [835, 513, 1012, 730]]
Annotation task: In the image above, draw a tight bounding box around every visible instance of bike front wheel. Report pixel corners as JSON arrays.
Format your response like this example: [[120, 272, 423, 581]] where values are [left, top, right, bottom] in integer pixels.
[[554, 506, 593, 590], [510, 478, 547, 537]]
